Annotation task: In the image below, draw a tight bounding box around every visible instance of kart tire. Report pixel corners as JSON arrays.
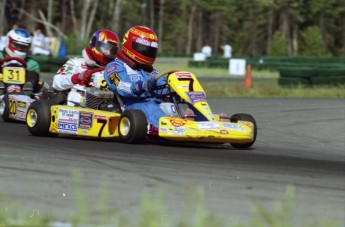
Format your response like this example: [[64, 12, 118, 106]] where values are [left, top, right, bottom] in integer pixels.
[[0, 94, 14, 122], [230, 113, 257, 149], [118, 109, 147, 144], [26, 99, 56, 137]]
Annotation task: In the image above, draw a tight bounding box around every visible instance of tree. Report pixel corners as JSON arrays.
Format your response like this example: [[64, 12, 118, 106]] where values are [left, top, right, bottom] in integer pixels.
[[299, 26, 331, 56], [0, 0, 7, 34], [269, 31, 288, 56]]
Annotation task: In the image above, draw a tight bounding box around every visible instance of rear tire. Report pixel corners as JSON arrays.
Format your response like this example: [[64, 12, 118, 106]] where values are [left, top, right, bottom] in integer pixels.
[[26, 99, 56, 137], [230, 113, 257, 149], [118, 109, 148, 144]]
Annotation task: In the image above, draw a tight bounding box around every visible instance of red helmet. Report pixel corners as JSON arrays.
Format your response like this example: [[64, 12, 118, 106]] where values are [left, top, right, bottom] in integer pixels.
[[87, 29, 119, 66], [122, 26, 158, 66]]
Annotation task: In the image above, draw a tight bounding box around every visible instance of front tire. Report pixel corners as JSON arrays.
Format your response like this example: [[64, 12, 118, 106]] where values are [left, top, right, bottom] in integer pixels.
[[0, 94, 13, 122], [118, 109, 148, 144], [230, 113, 257, 149], [26, 99, 56, 137]]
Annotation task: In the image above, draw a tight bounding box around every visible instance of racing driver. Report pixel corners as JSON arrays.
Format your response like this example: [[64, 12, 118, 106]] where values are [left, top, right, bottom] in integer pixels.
[[53, 29, 119, 105], [103, 26, 174, 132], [0, 28, 41, 93]]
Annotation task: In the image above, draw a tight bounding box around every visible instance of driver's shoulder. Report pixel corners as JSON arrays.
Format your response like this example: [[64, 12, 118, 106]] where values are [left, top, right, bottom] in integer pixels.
[[25, 57, 40, 72]]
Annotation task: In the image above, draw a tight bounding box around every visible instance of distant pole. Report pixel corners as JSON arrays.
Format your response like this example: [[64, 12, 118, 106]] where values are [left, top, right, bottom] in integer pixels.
[[244, 64, 253, 89]]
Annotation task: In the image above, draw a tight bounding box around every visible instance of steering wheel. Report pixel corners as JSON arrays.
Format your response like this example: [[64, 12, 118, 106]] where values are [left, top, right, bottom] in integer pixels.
[[0, 56, 28, 69], [153, 69, 183, 90], [154, 69, 182, 80]]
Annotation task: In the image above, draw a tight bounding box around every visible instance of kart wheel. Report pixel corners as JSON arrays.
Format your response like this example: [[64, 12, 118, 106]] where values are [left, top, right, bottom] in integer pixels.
[[230, 113, 257, 149], [118, 109, 147, 144], [0, 94, 15, 122], [0, 94, 11, 122], [26, 100, 56, 137]]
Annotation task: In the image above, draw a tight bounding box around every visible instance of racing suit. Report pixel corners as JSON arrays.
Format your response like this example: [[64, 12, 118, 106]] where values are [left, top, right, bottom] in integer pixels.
[[53, 57, 104, 106], [0, 51, 41, 93], [103, 58, 168, 129]]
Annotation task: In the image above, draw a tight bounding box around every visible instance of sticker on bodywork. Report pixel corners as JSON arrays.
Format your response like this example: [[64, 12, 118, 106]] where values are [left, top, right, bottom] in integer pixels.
[[170, 118, 187, 127], [58, 109, 79, 134], [175, 72, 193, 78], [79, 112, 93, 129], [187, 92, 206, 104], [222, 123, 245, 132], [196, 121, 221, 130]]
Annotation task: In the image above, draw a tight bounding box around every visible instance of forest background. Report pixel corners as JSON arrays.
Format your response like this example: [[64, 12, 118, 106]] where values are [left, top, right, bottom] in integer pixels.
[[1, 0, 345, 57]]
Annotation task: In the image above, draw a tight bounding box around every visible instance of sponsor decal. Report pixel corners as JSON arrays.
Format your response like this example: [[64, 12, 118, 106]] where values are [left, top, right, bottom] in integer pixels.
[[175, 72, 192, 78], [106, 65, 116, 73], [65, 66, 75, 74], [220, 130, 228, 135], [187, 92, 206, 104], [17, 101, 26, 108], [172, 127, 186, 135], [79, 112, 93, 129], [196, 121, 221, 130], [159, 127, 168, 133], [94, 115, 107, 120], [58, 109, 79, 123], [222, 123, 245, 132], [131, 28, 157, 40], [170, 118, 187, 127], [109, 72, 120, 87], [129, 75, 141, 82], [135, 38, 151, 46], [58, 122, 78, 134]]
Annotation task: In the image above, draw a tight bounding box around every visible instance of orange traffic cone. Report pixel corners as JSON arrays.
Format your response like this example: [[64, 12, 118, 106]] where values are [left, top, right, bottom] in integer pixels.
[[244, 64, 253, 89]]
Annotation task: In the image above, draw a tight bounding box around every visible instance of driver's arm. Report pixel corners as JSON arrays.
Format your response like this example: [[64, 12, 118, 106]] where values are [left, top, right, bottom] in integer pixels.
[[104, 60, 152, 98]]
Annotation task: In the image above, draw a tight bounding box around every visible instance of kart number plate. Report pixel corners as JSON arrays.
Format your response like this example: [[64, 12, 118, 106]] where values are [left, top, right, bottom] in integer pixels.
[[3, 67, 26, 84]]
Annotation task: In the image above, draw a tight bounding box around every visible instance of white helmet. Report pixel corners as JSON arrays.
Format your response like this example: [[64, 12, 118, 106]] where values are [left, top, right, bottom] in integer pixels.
[[5, 28, 32, 59]]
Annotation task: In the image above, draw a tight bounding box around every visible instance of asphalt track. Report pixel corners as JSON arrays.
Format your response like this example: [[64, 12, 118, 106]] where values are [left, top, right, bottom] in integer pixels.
[[0, 98, 344, 225]]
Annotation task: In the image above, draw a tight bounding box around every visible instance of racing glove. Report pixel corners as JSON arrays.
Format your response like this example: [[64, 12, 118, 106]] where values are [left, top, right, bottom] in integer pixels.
[[134, 77, 155, 95], [71, 67, 104, 85]]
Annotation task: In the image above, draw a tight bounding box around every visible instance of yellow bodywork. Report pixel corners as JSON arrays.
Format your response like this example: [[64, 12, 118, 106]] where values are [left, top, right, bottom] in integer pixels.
[[49, 105, 121, 138], [158, 117, 254, 143], [158, 71, 255, 144]]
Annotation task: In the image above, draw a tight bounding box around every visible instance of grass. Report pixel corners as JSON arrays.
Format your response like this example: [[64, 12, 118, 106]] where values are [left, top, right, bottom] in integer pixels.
[[203, 81, 345, 98], [154, 57, 279, 78], [0, 183, 340, 227]]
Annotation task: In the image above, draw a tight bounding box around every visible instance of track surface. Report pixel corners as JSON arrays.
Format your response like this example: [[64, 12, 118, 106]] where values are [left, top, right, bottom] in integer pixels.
[[0, 98, 344, 225]]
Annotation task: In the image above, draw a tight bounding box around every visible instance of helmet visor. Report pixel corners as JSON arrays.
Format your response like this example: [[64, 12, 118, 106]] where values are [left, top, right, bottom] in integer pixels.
[[96, 41, 118, 59], [132, 42, 157, 58], [12, 41, 30, 52]]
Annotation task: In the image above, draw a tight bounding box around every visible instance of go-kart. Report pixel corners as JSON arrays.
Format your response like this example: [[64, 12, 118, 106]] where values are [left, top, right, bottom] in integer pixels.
[[26, 70, 257, 148], [0, 57, 37, 122]]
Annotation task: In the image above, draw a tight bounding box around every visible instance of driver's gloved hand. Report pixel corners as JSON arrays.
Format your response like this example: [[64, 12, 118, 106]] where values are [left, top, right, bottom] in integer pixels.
[[143, 76, 155, 92], [71, 67, 104, 85], [134, 77, 155, 94]]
